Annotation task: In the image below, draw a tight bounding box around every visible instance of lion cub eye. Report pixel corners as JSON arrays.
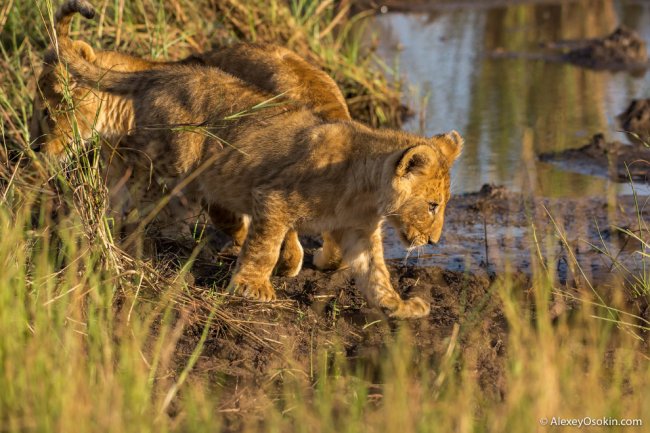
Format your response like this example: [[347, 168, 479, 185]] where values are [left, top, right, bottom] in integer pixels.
[[428, 202, 440, 214]]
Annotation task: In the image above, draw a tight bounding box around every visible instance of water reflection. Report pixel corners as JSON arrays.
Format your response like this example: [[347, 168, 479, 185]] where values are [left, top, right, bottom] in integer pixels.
[[373, 0, 650, 197]]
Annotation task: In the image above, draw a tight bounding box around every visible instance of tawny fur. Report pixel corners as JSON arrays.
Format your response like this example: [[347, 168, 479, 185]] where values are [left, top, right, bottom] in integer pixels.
[[55, 0, 463, 318], [201, 44, 350, 122]]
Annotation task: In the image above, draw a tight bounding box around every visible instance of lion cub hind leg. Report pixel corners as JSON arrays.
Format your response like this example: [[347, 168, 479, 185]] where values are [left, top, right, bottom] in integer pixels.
[[207, 202, 303, 276], [341, 226, 430, 319], [227, 213, 289, 301], [276, 229, 304, 277], [313, 230, 343, 271], [205, 202, 249, 255]]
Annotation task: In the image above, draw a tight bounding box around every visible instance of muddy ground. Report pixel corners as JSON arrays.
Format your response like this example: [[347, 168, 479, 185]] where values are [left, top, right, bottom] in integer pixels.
[[145, 184, 649, 424], [539, 133, 650, 183]]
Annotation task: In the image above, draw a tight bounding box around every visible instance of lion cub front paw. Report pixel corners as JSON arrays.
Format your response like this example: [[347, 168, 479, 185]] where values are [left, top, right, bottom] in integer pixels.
[[220, 241, 242, 257], [228, 277, 276, 301], [388, 296, 430, 319]]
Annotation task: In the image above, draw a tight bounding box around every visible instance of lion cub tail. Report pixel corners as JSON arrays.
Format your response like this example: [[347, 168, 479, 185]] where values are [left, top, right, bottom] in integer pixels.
[[55, 0, 95, 39], [55, 0, 141, 95]]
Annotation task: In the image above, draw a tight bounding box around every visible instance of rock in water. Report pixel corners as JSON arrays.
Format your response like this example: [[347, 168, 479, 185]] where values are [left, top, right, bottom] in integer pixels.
[[564, 26, 648, 71], [539, 133, 650, 182], [617, 99, 650, 147]]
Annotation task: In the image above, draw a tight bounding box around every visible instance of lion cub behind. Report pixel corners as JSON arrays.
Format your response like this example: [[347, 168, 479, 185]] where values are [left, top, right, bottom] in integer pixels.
[[33, 0, 352, 276]]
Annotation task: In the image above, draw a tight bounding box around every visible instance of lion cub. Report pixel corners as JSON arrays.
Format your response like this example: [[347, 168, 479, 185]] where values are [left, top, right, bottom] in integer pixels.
[[33, 0, 352, 276], [57, 0, 462, 318]]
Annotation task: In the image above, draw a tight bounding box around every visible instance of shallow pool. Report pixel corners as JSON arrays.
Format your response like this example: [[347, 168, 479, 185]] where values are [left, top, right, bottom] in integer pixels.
[[371, 0, 650, 197]]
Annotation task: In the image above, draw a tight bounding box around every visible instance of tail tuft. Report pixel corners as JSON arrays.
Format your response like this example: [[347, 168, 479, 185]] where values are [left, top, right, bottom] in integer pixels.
[[57, 0, 95, 19], [55, 0, 96, 42], [73, 0, 95, 19]]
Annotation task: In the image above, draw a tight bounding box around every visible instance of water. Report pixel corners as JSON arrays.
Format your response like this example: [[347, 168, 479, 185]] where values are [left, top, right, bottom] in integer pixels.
[[367, 0, 650, 269], [371, 0, 650, 197]]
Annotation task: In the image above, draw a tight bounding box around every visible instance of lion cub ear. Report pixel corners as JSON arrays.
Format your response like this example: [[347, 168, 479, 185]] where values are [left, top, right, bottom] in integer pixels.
[[72, 40, 97, 63], [395, 144, 436, 177], [432, 130, 463, 163]]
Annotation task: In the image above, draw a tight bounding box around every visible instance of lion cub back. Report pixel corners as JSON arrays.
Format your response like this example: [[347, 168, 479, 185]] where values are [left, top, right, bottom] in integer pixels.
[[200, 43, 351, 122], [31, 41, 350, 159]]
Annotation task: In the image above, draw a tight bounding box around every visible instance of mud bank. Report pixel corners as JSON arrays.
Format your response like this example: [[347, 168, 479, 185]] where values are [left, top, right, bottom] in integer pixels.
[[172, 264, 505, 420], [388, 184, 649, 287], [490, 26, 649, 73], [354, 0, 586, 13], [539, 133, 650, 183], [149, 184, 649, 423]]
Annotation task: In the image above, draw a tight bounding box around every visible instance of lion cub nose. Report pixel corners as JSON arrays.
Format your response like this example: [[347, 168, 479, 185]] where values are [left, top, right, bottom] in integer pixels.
[[428, 232, 442, 245]]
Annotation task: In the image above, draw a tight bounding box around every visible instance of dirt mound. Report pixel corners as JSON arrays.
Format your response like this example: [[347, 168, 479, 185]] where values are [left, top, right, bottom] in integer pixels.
[[171, 262, 507, 415], [539, 133, 650, 182], [562, 26, 648, 71], [618, 99, 650, 146]]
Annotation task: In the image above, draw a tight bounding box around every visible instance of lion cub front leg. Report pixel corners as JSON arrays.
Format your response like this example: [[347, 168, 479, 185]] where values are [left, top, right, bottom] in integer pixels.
[[227, 215, 289, 301], [341, 225, 430, 319]]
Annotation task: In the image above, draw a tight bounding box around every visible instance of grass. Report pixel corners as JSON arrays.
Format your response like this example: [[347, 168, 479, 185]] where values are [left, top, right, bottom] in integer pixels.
[[1, 1, 650, 432]]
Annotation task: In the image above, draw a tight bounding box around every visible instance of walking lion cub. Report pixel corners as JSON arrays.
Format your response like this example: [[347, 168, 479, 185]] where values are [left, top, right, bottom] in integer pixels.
[[56, 0, 462, 318]]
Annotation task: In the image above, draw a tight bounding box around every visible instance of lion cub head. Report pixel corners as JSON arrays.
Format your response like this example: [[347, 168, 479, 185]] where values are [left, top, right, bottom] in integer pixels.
[[30, 40, 100, 158], [387, 130, 463, 247]]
